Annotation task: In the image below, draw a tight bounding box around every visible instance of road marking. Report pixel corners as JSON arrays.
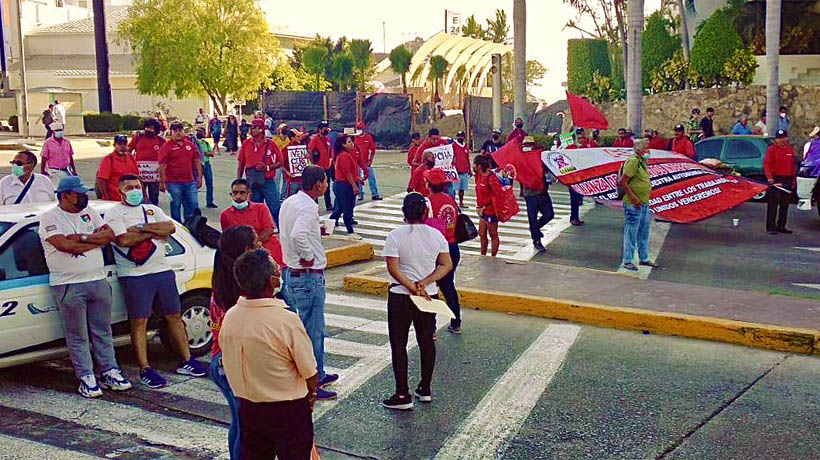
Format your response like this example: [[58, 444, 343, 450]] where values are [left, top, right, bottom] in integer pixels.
[[793, 247, 820, 253], [616, 220, 671, 279], [325, 337, 384, 358], [326, 293, 387, 312], [0, 433, 98, 459], [326, 313, 389, 335], [793, 283, 820, 291], [434, 324, 581, 460]]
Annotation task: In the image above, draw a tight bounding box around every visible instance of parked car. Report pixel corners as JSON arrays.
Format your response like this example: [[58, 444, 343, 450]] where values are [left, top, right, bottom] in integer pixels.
[[0, 201, 214, 369], [796, 162, 820, 219], [695, 135, 775, 200]]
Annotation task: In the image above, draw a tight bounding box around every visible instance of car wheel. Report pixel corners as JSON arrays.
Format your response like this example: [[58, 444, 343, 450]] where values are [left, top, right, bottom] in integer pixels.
[[160, 292, 212, 358], [748, 176, 769, 202]]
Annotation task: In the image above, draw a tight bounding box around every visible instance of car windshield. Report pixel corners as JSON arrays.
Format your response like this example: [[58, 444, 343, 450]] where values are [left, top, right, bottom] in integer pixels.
[[764, 138, 775, 146], [0, 222, 13, 239]]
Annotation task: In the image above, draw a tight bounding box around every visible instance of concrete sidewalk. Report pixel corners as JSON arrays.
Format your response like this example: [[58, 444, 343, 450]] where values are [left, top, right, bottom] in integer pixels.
[[343, 255, 820, 354]]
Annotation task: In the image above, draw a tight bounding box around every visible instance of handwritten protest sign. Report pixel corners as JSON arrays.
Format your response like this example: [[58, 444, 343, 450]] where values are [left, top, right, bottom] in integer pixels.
[[137, 161, 159, 183], [287, 145, 311, 177], [424, 144, 460, 182]]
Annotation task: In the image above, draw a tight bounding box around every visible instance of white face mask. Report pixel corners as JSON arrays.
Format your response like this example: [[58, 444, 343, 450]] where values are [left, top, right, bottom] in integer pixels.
[[522, 146, 533, 152]]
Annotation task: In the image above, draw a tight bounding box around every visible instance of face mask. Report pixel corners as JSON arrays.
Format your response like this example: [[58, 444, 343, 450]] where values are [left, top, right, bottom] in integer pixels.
[[125, 189, 144, 206], [425, 160, 435, 168], [232, 200, 249, 210], [515, 124, 523, 129], [75, 194, 89, 210], [780, 112, 786, 118], [522, 146, 533, 152], [145, 130, 155, 137], [54, 132, 64, 139], [456, 138, 465, 145], [196, 133, 204, 139], [492, 135, 499, 140], [11, 165, 24, 177]]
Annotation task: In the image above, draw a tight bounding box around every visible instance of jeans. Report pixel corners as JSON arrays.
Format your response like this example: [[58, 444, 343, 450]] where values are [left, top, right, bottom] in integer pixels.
[[274, 169, 287, 201], [569, 188, 583, 221], [167, 181, 199, 223], [323, 169, 333, 210], [524, 192, 555, 243], [330, 182, 355, 234], [251, 179, 280, 228], [211, 352, 241, 460], [622, 203, 651, 265], [144, 182, 160, 206], [358, 166, 381, 198], [52, 280, 119, 379], [436, 243, 461, 328], [238, 397, 313, 460], [202, 162, 215, 206], [282, 270, 327, 381], [387, 291, 436, 395]]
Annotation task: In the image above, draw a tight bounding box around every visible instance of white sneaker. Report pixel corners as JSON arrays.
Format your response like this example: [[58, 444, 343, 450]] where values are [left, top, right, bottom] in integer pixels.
[[78, 374, 103, 398], [100, 368, 132, 391], [347, 233, 363, 241]]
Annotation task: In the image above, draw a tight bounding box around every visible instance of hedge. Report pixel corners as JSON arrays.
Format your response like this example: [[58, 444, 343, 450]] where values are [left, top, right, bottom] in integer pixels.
[[642, 11, 681, 90], [83, 113, 147, 132], [690, 8, 743, 84], [567, 39, 612, 94]]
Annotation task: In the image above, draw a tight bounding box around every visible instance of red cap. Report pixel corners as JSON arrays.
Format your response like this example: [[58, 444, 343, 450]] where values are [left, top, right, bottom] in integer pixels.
[[423, 168, 449, 185], [251, 119, 265, 130], [355, 121, 365, 130]]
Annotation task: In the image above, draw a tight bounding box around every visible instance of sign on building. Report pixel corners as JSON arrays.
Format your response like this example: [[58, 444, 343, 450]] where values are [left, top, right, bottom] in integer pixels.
[[445, 10, 462, 36]]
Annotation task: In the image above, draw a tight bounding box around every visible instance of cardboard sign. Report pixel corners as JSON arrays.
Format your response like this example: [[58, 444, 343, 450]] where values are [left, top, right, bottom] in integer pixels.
[[424, 144, 460, 183], [287, 145, 311, 177], [137, 161, 159, 183]]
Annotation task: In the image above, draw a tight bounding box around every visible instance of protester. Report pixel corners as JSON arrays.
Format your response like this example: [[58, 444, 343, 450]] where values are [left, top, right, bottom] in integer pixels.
[[129, 119, 165, 205], [279, 165, 338, 401], [265, 114, 276, 139], [731, 114, 753, 135], [37, 104, 55, 140], [308, 121, 334, 211], [645, 129, 668, 150], [280, 129, 306, 198], [208, 115, 222, 154], [778, 106, 790, 133], [381, 192, 453, 410], [105, 174, 208, 388], [237, 118, 282, 227], [407, 132, 423, 167], [804, 126, 820, 157], [619, 139, 656, 271], [221, 179, 285, 267], [155, 111, 168, 137], [452, 130, 472, 208], [354, 122, 383, 201], [53, 100, 66, 125], [239, 118, 250, 142], [0, 150, 54, 205], [329, 134, 361, 238], [764, 129, 797, 235], [219, 249, 318, 459], [224, 115, 240, 155], [612, 128, 634, 148], [480, 128, 504, 155], [573, 128, 591, 148], [669, 124, 696, 160], [158, 121, 202, 222], [700, 107, 716, 138], [506, 117, 528, 145], [194, 108, 207, 129], [273, 123, 291, 151], [564, 135, 587, 226], [192, 127, 217, 209], [518, 137, 554, 252], [39, 176, 132, 397], [414, 128, 448, 166], [474, 155, 501, 257], [688, 108, 702, 139], [96, 134, 139, 201], [209, 226, 258, 460], [408, 151, 435, 197], [590, 128, 601, 147], [755, 110, 768, 136], [40, 122, 77, 185], [270, 124, 291, 200]]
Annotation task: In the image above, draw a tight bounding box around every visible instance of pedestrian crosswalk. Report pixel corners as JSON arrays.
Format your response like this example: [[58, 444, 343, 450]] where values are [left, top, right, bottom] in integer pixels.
[[330, 190, 595, 260]]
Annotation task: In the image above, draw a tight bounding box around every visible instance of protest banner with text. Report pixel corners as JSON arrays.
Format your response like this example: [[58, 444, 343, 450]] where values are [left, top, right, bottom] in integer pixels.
[[287, 145, 311, 177]]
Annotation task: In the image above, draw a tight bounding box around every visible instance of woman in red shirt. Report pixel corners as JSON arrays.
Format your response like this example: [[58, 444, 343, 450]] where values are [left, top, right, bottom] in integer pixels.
[[329, 134, 361, 237], [425, 169, 463, 333], [209, 225, 259, 460], [474, 155, 502, 256]]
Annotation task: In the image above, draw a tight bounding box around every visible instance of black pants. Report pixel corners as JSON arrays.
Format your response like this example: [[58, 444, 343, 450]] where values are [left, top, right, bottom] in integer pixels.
[[569, 188, 583, 221], [330, 181, 355, 234], [387, 291, 436, 395], [144, 182, 160, 206], [766, 176, 792, 231], [238, 396, 313, 460], [524, 192, 555, 243], [436, 243, 461, 327], [323, 169, 333, 210]]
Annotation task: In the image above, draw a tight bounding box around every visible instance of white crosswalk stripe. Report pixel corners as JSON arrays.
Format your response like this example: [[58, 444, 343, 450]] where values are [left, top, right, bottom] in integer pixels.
[[330, 191, 593, 260]]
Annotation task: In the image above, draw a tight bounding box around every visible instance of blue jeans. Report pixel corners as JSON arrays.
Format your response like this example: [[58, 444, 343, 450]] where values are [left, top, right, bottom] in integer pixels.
[[330, 182, 356, 234], [282, 270, 327, 381], [436, 243, 461, 328], [569, 188, 583, 221], [210, 352, 241, 460], [202, 162, 215, 206], [358, 166, 381, 198], [167, 181, 199, 222], [274, 169, 287, 201], [251, 179, 280, 228], [622, 203, 651, 265], [323, 169, 333, 210]]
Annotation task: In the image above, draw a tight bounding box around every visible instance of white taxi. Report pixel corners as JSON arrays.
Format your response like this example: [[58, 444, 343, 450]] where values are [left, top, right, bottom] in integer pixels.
[[0, 201, 215, 368]]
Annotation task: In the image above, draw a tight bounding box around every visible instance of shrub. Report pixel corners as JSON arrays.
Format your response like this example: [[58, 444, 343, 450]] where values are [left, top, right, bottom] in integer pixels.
[[723, 47, 758, 86], [642, 11, 681, 90], [121, 115, 146, 131], [83, 113, 122, 132], [690, 8, 743, 85], [584, 71, 623, 104], [567, 39, 611, 94], [650, 51, 698, 93]]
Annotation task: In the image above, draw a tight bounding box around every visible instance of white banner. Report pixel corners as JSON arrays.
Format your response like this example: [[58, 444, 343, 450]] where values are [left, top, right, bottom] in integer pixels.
[[137, 161, 159, 183], [287, 145, 311, 177], [425, 144, 460, 182]]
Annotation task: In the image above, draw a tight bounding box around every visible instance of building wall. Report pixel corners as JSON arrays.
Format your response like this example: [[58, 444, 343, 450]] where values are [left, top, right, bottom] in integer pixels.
[[752, 55, 820, 86], [1, 0, 92, 62], [26, 32, 131, 56]]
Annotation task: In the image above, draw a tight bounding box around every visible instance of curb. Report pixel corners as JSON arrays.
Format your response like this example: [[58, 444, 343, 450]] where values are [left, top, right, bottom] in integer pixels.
[[343, 269, 820, 355], [326, 241, 374, 268]]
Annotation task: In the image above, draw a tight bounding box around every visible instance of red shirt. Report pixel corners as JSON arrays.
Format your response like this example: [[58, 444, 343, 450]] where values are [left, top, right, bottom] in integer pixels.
[[588, 139, 599, 148], [239, 138, 280, 180], [283, 140, 304, 184], [129, 134, 165, 162], [209, 296, 225, 358], [506, 128, 527, 145], [612, 137, 634, 148], [428, 192, 458, 243], [407, 145, 419, 166], [647, 136, 668, 150], [408, 164, 432, 197], [308, 133, 332, 169], [764, 143, 797, 181], [452, 142, 471, 173], [334, 150, 359, 184], [475, 173, 501, 216], [220, 203, 285, 267], [158, 138, 199, 183], [670, 136, 696, 160], [96, 151, 138, 200], [415, 138, 449, 165], [354, 133, 376, 166]]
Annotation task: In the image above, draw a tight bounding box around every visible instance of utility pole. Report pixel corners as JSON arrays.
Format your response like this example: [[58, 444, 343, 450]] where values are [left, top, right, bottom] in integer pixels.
[[382, 22, 386, 54], [14, 0, 29, 138], [492, 53, 502, 131], [513, 0, 527, 122], [626, 0, 644, 135], [765, 0, 781, 133], [93, 0, 113, 112], [0, 3, 9, 94]]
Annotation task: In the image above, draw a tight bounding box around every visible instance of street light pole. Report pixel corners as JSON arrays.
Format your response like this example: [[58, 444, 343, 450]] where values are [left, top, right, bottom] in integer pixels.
[[513, 0, 527, 122]]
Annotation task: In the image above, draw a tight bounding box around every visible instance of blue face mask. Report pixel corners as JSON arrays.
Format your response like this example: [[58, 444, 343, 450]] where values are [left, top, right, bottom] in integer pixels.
[[125, 189, 144, 206], [232, 200, 249, 210], [54, 132, 64, 139]]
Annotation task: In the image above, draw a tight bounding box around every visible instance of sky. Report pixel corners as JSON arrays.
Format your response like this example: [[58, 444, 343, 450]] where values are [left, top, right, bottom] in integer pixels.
[[261, 0, 664, 104]]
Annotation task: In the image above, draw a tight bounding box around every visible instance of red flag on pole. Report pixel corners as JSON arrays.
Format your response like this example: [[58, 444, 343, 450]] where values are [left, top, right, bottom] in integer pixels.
[[566, 92, 609, 130], [492, 142, 546, 191]]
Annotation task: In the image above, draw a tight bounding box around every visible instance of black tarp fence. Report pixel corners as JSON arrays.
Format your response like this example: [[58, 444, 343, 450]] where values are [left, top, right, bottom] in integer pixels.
[[362, 93, 411, 149], [464, 96, 568, 147]]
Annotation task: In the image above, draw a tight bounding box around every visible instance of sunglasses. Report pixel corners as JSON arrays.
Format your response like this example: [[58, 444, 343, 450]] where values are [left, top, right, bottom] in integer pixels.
[[10, 160, 26, 166]]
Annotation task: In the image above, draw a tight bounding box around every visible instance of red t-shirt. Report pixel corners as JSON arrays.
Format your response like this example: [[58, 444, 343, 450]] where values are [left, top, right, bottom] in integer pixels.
[[334, 150, 359, 184], [129, 134, 165, 162], [239, 138, 280, 180], [354, 133, 376, 166], [408, 164, 431, 197], [612, 138, 635, 148], [209, 295, 225, 358], [220, 203, 285, 267], [763, 144, 797, 181], [588, 139, 599, 148], [670, 136, 695, 160], [428, 192, 458, 243], [506, 128, 527, 145], [415, 138, 448, 165], [475, 173, 501, 216], [96, 151, 139, 200], [452, 142, 471, 173], [157, 138, 199, 183], [407, 145, 419, 166], [647, 136, 668, 150], [308, 133, 332, 169]]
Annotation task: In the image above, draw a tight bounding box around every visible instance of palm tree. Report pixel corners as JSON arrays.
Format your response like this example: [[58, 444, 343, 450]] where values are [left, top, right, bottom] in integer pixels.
[[462, 14, 486, 39], [676, 0, 691, 88], [513, 0, 527, 121], [350, 39, 373, 91], [428, 55, 449, 118], [626, 0, 644, 134], [486, 9, 510, 43], [330, 53, 354, 92], [389, 45, 412, 94], [303, 45, 329, 91], [765, 0, 781, 133]]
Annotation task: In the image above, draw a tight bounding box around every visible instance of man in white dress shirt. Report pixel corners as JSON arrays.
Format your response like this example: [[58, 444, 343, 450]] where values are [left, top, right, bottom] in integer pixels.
[[0, 150, 55, 205]]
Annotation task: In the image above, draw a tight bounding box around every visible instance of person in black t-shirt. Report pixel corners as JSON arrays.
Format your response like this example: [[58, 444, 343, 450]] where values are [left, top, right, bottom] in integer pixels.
[[699, 107, 715, 139]]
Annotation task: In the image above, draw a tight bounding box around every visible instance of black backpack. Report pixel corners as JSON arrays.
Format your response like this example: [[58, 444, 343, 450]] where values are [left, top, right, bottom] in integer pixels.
[[183, 208, 221, 249]]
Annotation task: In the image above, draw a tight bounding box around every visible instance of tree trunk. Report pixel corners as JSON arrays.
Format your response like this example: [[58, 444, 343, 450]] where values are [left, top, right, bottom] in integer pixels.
[[615, 1, 628, 89], [626, 0, 644, 134], [92, 0, 113, 113], [766, 0, 781, 133], [513, 0, 527, 121], [677, 0, 691, 89], [401, 72, 407, 94]]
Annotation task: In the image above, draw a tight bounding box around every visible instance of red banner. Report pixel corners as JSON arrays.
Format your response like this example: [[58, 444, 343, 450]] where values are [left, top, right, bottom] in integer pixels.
[[542, 147, 769, 223]]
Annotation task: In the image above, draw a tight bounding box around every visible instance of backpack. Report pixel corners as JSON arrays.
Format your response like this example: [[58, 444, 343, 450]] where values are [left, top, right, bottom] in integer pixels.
[[615, 161, 627, 200], [183, 208, 221, 249], [488, 174, 520, 223]]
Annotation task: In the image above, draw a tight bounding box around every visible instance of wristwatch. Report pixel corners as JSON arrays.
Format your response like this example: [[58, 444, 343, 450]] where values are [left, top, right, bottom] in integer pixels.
[[265, 165, 270, 172], [80, 235, 88, 242], [136, 223, 145, 231]]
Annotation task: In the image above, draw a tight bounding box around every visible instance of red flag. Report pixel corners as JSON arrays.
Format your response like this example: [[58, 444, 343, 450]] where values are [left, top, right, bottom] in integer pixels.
[[492, 142, 545, 191], [566, 92, 609, 130]]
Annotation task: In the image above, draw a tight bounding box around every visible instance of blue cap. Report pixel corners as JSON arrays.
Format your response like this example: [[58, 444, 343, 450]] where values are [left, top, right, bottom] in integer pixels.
[[56, 176, 90, 194]]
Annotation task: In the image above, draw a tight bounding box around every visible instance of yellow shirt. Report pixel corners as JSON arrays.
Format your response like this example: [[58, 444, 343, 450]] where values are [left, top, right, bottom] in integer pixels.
[[220, 296, 317, 403], [273, 134, 290, 151]]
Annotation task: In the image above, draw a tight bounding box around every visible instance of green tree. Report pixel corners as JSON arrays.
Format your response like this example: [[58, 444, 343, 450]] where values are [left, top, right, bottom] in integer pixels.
[[642, 11, 681, 90], [389, 45, 413, 94], [330, 53, 354, 91], [723, 47, 759, 86], [486, 9, 510, 43], [462, 14, 486, 39], [428, 55, 449, 96], [118, 0, 277, 115], [303, 45, 329, 91], [690, 8, 743, 85], [350, 39, 374, 91]]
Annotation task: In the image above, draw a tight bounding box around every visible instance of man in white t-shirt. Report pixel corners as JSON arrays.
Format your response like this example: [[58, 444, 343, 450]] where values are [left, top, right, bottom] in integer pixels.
[[380, 192, 452, 411], [104, 174, 208, 389], [53, 100, 67, 125], [39, 176, 132, 398], [0, 150, 55, 205]]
